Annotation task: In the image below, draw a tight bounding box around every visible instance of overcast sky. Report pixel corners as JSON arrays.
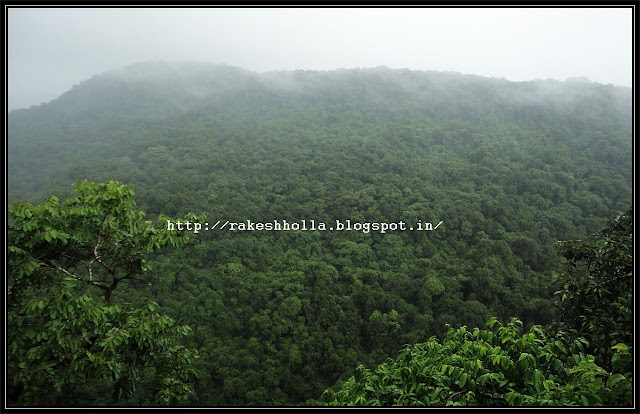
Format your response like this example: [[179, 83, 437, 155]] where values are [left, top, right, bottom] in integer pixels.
[[7, 7, 633, 111]]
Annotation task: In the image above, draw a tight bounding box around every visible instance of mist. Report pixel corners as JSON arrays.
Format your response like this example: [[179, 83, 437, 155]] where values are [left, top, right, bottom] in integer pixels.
[[7, 7, 632, 111]]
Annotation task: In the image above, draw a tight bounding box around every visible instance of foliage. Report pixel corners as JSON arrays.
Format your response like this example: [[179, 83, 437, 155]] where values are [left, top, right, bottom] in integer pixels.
[[8, 180, 202, 406], [7, 63, 633, 405], [323, 318, 632, 406], [554, 207, 633, 370]]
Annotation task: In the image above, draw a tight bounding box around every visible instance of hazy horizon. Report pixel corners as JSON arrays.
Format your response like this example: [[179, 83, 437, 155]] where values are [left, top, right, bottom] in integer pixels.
[[7, 7, 633, 111]]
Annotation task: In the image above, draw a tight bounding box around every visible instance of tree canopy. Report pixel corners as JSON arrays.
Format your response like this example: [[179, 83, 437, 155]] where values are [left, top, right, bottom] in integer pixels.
[[322, 206, 634, 407], [6, 63, 633, 406], [554, 206, 633, 371], [8, 179, 202, 405]]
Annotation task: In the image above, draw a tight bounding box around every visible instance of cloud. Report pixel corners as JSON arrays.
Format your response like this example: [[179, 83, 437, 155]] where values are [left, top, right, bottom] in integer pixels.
[[7, 7, 632, 110]]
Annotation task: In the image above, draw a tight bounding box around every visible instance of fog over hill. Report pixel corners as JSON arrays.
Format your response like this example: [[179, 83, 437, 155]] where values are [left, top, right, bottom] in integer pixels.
[[9, 61, 631, 202]]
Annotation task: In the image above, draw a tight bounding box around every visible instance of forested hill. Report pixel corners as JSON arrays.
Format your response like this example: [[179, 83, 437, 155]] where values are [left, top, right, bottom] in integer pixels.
[[8, 61, 631, 204], [7, 61, 633, 406]]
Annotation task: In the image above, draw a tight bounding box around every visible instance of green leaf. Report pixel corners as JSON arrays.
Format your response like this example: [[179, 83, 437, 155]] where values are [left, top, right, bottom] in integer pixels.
[[606, 374, 625, 388], [459, 373, 468, 388]]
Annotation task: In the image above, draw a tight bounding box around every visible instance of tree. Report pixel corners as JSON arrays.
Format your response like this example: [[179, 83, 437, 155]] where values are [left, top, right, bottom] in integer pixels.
[[8, 179, 203, 406], [322, 209, 634, 407], [322, 318, 632, 406], [554, 206, 633, 370]]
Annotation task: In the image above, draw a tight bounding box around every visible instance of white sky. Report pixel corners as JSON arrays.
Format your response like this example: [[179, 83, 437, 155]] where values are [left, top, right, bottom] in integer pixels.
[[6, 6, 634, 110]]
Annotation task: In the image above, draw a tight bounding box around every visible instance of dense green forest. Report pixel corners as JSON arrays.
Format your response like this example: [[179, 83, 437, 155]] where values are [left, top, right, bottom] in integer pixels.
[[7, 61, 633, 406]]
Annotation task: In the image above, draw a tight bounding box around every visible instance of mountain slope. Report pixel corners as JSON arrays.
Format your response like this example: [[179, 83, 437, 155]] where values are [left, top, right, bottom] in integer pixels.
[[7, 62, 633, 405]]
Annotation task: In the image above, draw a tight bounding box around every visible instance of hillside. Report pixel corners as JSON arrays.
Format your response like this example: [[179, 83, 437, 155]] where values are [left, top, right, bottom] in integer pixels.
[[7, 61, 633, 406]]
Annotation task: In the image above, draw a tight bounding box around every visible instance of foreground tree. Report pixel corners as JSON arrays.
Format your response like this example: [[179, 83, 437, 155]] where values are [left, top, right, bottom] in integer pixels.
[[322, 318, 632, 406], [554, 206, 633, 370], [8, 180, 203, 406]]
